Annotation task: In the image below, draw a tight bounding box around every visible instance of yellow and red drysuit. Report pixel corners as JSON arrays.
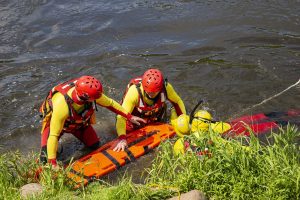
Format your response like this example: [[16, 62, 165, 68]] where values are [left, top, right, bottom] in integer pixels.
[[39, 78, 133, 165], [116, 77, 186, 138]]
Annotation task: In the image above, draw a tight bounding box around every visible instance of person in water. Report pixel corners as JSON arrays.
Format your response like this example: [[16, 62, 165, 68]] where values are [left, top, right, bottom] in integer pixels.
[[114, 68, 186, 151], [172, 110, 215, 155], [172, 109, 242, 156], [39, 75, 145, 168]]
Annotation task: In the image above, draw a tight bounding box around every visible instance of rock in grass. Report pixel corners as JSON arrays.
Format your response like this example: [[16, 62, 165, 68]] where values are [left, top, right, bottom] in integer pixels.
[[20, 183, 43, 198], [168, 190, 207, 200]]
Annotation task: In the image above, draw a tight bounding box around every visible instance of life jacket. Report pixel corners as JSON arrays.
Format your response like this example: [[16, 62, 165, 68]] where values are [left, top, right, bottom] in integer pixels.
[[39, 79, 97, 133], [121, 77, 168, 122]]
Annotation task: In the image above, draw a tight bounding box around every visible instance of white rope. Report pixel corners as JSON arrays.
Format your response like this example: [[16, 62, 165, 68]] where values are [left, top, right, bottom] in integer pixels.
[[234, 78, 300, 117]]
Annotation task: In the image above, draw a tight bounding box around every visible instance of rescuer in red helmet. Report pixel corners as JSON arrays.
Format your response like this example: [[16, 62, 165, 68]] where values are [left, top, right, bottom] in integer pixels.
[[114, 68, 186, 151], [39, 75, 145, 169]]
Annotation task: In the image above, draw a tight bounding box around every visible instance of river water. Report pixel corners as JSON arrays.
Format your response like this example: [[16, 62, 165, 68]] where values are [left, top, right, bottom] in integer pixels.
[[0, 0, 299, 161]]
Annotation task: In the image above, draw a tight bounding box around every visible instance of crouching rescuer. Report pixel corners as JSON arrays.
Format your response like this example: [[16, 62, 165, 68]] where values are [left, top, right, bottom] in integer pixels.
[[39, 75, 145, 168], [114, 68, 186, 151]]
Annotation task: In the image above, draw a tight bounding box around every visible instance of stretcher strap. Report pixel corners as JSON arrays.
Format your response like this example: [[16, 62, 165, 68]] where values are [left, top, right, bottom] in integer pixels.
[[102, 150, 121, 169], [124, 148, 136, 161]]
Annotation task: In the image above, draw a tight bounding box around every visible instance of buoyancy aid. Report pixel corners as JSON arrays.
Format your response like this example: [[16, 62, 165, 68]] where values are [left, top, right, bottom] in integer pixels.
[[121, 77, 168, 122], [39, 79, 97, 133]]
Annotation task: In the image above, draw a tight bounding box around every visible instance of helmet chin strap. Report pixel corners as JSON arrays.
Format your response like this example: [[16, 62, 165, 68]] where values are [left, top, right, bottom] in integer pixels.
[[145, 91, 159, 101], [72, 89, 85, 105]]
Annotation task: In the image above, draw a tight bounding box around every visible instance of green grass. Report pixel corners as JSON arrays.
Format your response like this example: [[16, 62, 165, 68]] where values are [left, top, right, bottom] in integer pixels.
[[147, 124, 300, 200], [0, 125, 299, 199]]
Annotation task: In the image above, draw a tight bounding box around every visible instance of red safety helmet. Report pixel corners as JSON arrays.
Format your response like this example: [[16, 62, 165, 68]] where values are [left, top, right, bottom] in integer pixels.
[[75, 76, 103, 100], [142, 69, 164, 93]]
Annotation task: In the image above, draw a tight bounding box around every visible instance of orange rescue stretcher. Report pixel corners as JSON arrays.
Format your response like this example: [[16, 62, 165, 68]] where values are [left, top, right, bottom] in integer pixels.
[[67, 123, 175, 187]]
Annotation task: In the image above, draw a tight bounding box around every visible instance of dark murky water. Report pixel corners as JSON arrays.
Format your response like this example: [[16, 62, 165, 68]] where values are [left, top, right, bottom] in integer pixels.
[[0, 0, 299, 164]]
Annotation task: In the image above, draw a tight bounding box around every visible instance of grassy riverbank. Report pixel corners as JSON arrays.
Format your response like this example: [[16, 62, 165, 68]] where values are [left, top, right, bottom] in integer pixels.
[[1, 125, 299, 199]]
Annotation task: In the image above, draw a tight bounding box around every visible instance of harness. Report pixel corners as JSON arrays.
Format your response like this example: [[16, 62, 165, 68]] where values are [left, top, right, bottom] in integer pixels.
[[121, 77, 168, 122], [39, 79, 97, 132]]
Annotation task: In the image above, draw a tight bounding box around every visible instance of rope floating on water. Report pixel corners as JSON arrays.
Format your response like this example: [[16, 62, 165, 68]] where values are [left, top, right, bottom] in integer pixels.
[[235, 78, 300, 118]]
